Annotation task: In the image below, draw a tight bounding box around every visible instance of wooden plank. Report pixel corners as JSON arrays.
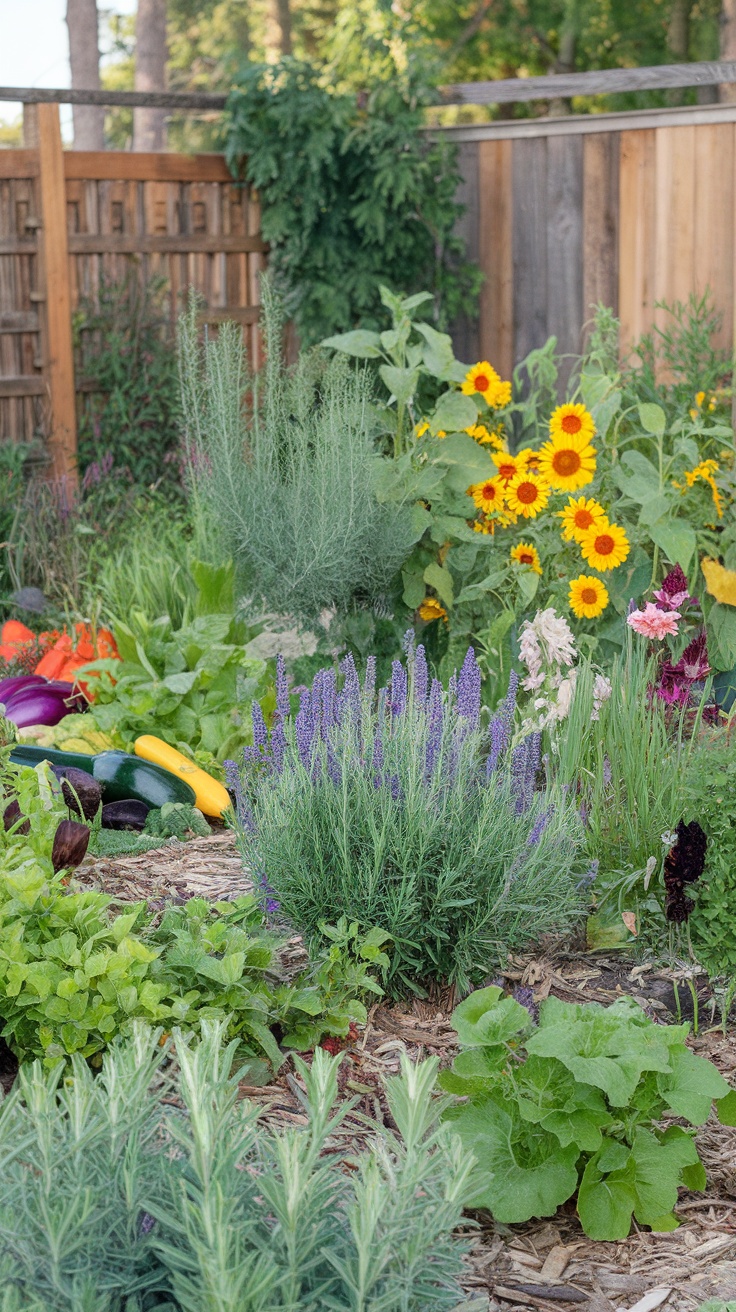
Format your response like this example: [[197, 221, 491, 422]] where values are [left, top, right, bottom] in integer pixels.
[[440, 103, 736, 142], [0, 241, 38, 255], [512, 137, 548, 368], [444, 60, 736, 106], [0, 376, 45, 397], [693, 122, 734, 353], [36, 103, 77, 483], [618, 129, 656, 358], [65, 232, 267, 254], [546, 134, 584, 377], [478, 138, 513, 379], [582, 133, 619, 328], [0, 150, 39, 180], [63, 151, 233, 183], [0, 311, 39, 332], [451, 141, 480, 362], [654, 125, 696, 332]]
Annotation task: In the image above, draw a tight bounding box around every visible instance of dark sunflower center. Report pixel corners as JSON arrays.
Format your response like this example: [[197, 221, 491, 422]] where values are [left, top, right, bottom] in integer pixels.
[[581, 587, 598, 605], [474, 374, 490, 392], [595, 534, 615, 556], [574, 509, 594, 530], [517, 482, 538, 505]]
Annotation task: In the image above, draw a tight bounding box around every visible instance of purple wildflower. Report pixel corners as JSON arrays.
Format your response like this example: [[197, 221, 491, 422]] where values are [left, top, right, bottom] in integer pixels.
[[390, 660, 408, 717], [372, 727, 384, 789], [448, 672, 458, 703], [317, 667, 337, 737], [413, 644, 428, 708], [511, 732, 540, 814], [337, 652, 361, 724], [270, 721, 287, 774], [275, 655, 290, 722], [512, 986, 539, 1023], [402, 628, 416, 661], [389, 773, 402, 801], [457, 647, 481, 731], [326, 742, 342, 786], [139, 1212, 156, 1237]]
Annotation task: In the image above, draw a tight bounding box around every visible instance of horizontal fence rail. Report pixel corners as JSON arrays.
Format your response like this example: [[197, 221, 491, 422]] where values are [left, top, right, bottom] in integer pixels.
[[3, 60, 736, 111]]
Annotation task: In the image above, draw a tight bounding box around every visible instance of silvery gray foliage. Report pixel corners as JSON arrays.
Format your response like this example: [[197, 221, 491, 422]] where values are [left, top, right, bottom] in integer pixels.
[[0, 1022, 473, 1312], [178, 281, 416, 624]]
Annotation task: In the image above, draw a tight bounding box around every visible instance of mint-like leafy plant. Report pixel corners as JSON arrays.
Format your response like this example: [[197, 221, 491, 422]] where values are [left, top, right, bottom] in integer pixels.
[[440, 987, 736, 1240]]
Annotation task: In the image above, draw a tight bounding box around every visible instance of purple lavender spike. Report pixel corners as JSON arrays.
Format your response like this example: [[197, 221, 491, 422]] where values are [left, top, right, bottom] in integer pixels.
[[275, 654, 290, 722], [318, 667, 337, 737], [251, 700, 269, 751], [511, 732, 540, 814], [425, 677, 444, 778], [372, 727, 384, 789], [270, 721, 287, 774], [499, 670, 518, 751], [295, 688, 316, 767], [338, 652, 361, 724], [457, 647, 481, 731], [402, 628, 416, 662], [364, 654, 377, 701], [413, 644, 428, 708], [576, 858, 599, 891], [224, 758, 255, 831], [390, 660, 408, 716], [486, 718, 504, 777], [448, 672, 457, 703], [527, 806, 552, 846], [326, 741, 342, 786], [389, 774, 402, 801]]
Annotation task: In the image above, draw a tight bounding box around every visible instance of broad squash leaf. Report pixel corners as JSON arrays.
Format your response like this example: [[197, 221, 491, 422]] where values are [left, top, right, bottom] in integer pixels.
[[455, 1097, 580, 1223]]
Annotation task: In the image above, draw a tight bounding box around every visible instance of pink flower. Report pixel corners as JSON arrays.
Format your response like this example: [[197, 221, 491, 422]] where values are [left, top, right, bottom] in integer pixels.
[[627, 603, 681, 639]]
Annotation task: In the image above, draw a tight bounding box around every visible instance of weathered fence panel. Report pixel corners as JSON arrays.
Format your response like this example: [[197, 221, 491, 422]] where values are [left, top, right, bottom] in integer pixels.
[[449, 103, 736, 375], [0, 105, 265, 478]]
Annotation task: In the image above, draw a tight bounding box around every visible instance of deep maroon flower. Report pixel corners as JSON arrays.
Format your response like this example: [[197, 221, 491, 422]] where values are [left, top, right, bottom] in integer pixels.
[[654, 564, 694, 611], [664, 818, 708, 922], [657, 630, 711, 706], [678, 631, 710, 682]]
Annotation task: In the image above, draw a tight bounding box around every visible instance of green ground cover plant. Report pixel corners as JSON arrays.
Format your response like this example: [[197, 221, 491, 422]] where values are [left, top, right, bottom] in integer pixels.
[[0, 1023, 473, 1312], [0, 763, 379, 1070], [681, 729, 736, 975], [440, 986, 736, 1241], [232, 640, 586, 996]]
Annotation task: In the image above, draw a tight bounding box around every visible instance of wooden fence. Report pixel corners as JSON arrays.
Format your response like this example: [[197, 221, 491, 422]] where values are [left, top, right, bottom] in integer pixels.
[[449, 102, 736, 381], [0, 104, 265, 479]]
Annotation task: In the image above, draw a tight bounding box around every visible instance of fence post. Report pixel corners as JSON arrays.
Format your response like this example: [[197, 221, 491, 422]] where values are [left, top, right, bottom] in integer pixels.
[[36, 103, 77, 484]]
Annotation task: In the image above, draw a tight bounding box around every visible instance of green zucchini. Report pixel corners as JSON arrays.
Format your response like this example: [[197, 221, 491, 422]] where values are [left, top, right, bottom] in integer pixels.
[[9, 746, 196, 808]]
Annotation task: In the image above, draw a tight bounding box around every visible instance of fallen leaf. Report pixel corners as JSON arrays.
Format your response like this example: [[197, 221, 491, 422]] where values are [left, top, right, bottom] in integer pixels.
[[622, 911, 638, 937]]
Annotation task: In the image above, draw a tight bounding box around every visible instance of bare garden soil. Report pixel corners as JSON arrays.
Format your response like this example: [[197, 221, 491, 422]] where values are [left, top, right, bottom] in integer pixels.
[[7, 830, 736, 1311]]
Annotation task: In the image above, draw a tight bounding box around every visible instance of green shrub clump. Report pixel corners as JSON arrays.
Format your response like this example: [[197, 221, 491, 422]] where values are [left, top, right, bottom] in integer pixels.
[[683, 730, 736, 975], [0, 1024, 473, 1312], [232, 641, 587, 996], [441, 987, 736, 1240]]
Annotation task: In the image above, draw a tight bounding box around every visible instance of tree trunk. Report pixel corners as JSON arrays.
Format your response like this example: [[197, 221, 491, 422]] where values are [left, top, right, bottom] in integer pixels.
[[721, 0, 736, 102], [549, 7, 577, 117], [65, 0, 104, 150], [266, 0, 293, 58], [133, 0, 168, 151]]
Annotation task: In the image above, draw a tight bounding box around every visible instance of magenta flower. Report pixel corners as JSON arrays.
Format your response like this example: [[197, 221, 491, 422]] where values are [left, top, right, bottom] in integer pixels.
[[627, 603, 681, 639]]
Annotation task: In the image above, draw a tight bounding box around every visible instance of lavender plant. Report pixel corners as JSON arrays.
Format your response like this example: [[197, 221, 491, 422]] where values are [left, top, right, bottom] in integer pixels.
[[0, 1022, 473, 1312], [231, 639, 586, 995]]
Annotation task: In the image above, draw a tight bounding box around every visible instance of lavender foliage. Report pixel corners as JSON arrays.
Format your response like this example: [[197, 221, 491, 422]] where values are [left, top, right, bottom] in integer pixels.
[[230, 645, 587, 993]]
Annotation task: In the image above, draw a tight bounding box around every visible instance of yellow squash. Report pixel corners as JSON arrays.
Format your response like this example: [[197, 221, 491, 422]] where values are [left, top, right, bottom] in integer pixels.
[[133, 735, 231, 818]]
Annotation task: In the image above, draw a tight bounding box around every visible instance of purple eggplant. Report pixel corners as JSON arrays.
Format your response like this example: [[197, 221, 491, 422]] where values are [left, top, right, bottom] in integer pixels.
[[3, 684, 83, 728], [0, 674, 47, 705]]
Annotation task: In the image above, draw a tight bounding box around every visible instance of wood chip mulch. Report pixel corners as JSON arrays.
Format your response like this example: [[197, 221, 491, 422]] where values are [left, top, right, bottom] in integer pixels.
[[60, 835, 736, 1308]]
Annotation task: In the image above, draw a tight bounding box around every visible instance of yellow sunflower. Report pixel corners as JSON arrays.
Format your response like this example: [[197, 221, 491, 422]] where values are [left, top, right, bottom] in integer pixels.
[[517, 447, 542, 472], [510, 542, 542, 575], [579, 521, 630, 571], [473, 516, 495, 536], [485, 378, 512, 409], [569, 574, 609, 619], [418, 597, 448, 623], [466, 423, 507, 452], [492, 450, 523, 485], [538, 431, 597, 492], [558, 495, 608, 543], [462, 362, 501, 399], [468, 476, 506, 514], [505, 471, 551, 519], [549, 403, 596, 444]]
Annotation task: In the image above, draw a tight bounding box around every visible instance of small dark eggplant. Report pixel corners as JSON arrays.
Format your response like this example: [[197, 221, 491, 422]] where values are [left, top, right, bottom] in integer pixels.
[[52, 819, 90, 873], [101, 799, 150, 832], [51, 766, 102, 822], [3, 798, 29, 835]]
